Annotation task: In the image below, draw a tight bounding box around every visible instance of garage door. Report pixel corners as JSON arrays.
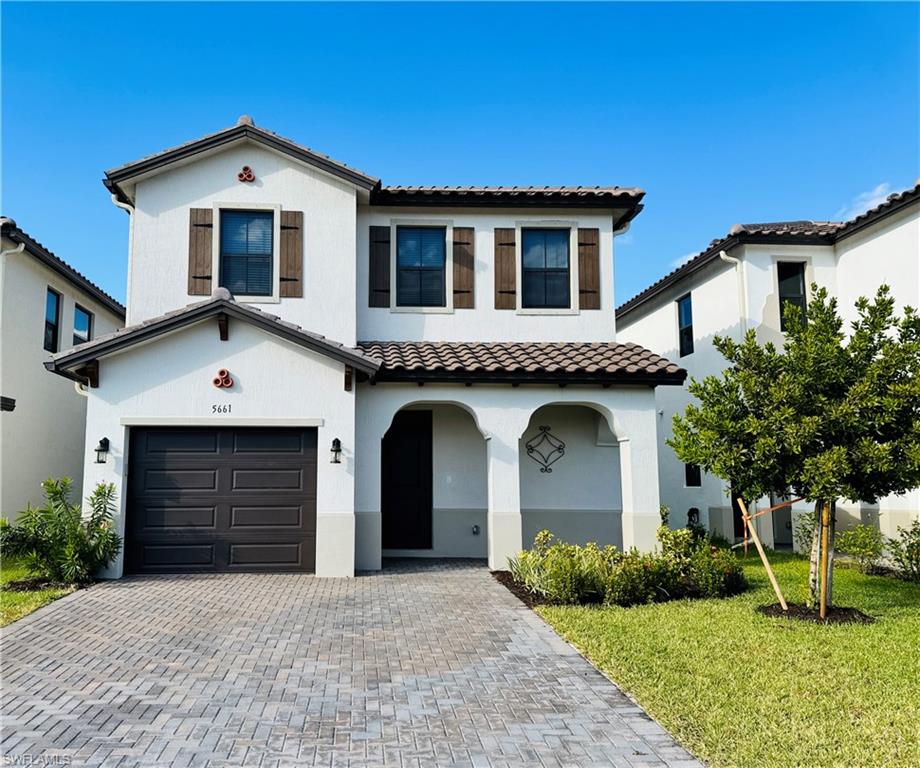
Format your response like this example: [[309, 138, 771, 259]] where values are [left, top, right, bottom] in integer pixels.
[[126, 427, 317, 573]]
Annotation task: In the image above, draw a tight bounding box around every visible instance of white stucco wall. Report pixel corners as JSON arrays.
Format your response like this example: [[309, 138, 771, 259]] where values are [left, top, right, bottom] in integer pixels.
[[128, 142, 359, 344], [79, 320, 356, 577], [0, 244, 123, 518], [356, 207, 618, 342]]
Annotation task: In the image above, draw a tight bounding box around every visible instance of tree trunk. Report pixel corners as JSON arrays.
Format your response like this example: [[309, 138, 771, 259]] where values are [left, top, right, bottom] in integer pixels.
[[808, 502, 822, 607]]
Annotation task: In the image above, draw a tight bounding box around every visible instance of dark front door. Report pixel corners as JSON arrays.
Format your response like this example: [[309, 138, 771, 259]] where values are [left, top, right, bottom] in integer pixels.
[[126, 427, 317, 573], [381, 410, 433, 549]]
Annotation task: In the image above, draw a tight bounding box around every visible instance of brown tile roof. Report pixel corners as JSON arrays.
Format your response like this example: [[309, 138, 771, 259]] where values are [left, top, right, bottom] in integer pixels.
[[47, 289, 378, 384], [1, 217, 126, 319], [104, 116, 380, 203], [358, 341, 685, 385], [616, 180, 920, 322], [372, 185, 643, 203]]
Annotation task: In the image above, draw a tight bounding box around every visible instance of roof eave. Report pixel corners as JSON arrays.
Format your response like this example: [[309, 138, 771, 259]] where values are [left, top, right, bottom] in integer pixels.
[[369, 370, 686, 387]]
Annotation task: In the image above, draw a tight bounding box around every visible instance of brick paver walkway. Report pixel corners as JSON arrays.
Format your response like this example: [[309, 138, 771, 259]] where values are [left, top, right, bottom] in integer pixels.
[[1, 560, 702, 767]]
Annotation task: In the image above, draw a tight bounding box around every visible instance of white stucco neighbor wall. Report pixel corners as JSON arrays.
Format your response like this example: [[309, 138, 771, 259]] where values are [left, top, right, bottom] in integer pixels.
[[129, 143, 359, 344], [355, 383, 660, 571], [79, 320, 355, 578], [618, 203, 920, 544], [356, 207, 618, 342], [0, 244, 122, 519]]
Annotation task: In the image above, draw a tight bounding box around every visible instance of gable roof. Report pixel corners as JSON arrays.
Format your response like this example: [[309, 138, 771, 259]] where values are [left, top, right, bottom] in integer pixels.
[[46, 288, 379, 385], [104, 116, 380, 204], [357, 340, 685, 386], [616, 180, 920, 323], [1, 217, 126, 319]]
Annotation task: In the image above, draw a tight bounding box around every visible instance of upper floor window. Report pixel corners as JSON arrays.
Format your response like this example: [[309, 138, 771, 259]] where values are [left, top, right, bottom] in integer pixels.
[[219, 210, 273, 296], [777, 261, 806, 331], [677, 293, 693, 357], [44, 288, 61, 353], [685, 463, 702, 487], [73, 305, 93, 345], [522, 229, 570, 309], [396, 227, 446, 307]]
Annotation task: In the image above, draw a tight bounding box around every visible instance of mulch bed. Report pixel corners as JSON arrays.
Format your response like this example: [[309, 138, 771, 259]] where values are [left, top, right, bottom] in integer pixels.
[[492, 570, 548, 608], [3, 578, 77, 593], [757, 602, 876, 625]]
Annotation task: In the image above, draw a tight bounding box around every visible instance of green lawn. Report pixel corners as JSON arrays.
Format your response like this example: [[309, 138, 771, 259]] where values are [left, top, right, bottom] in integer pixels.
[[538, 553, 920, 768], [0, 557, 74, 627]]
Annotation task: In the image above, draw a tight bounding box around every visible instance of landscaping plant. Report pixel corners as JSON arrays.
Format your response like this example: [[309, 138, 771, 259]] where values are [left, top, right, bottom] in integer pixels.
[[0, 478, 122, 584], [888, 519, 920, 582], [836, 524, 884, 574], [670, 285, 920, 615]]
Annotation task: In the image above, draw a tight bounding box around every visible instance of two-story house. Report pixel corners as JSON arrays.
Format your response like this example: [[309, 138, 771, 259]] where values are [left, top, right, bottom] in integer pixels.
[[617, 182, 920, 549], [1, 219, 125, 518], [45, 116, 686, 578]]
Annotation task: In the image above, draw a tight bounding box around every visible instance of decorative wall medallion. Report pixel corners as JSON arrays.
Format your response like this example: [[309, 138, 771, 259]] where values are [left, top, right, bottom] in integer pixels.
[[526, 426, 565, 473], [213, 368, 233, 388], [237, 165, 255, 183]]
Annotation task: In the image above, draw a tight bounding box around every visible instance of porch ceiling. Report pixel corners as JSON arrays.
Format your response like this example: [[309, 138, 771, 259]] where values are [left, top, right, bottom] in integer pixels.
[[358, 341, 686, 386]]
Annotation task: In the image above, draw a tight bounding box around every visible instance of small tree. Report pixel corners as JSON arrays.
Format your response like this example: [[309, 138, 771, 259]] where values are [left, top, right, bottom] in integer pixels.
[[670, 285, 920, 614]]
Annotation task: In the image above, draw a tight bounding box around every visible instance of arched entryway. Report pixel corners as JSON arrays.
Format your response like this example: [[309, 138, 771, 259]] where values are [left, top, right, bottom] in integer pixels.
[[381, 403, 488, 559], [519, 403, 624, 549]]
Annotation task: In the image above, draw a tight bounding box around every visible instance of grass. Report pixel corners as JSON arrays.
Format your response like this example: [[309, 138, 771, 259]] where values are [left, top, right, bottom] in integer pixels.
[[537, 553, 920, 768], [0, 557, 74, 627]]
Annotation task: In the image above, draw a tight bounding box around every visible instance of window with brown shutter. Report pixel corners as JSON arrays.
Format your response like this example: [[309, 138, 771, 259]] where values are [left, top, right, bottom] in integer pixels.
[[280, 210, 304, 298], [188, 208, 213, 295], [494, 228, 516, 309], [452, 227, 475, 309], [369, 225, 391, 307], [577, 228, 600, 310]]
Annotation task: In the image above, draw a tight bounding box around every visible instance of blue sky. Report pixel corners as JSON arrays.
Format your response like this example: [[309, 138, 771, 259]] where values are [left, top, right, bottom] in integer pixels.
[[2, 2, 918, 307]]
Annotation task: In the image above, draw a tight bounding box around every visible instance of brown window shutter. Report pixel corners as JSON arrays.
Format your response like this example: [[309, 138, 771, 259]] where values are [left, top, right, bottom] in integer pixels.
[[452, 227, 475, 309], [494, 228, 516, 309], [187, 208, 213, 295], [578, 228, 601, 310], [369, 226, 391, 307], [280, 210, 304, 298]]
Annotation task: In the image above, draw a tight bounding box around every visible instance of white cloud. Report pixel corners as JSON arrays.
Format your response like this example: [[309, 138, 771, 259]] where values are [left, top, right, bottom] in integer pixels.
[[669, 251, 698, 269], [835, 182, 892, 221]]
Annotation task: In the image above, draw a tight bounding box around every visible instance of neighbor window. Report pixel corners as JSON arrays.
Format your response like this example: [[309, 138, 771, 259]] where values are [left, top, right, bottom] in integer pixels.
[[522, 229, 570, 309], [677, 293, 694, 357], [685, 463, 702, 487], [73, 305, 93, 345], [219, 210, 274, 296], [396, 226, 446, 307], [44, 288, 61, 353], [777, 261, 806, 331]]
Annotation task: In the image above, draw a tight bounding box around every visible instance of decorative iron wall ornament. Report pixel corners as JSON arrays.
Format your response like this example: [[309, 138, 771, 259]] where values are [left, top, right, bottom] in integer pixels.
[[526, 426, 566, 473]]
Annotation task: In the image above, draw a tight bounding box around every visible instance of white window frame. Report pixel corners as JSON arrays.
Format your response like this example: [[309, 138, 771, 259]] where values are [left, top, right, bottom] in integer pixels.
[[389, 218, 454, 314], [211, 202, 282, 304], [515, 220, 579, 315]]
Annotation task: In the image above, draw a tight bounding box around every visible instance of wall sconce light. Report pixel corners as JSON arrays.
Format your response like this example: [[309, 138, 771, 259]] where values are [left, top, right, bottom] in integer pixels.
[[330, 438, 342, 464], [95, 437, 110, 464]]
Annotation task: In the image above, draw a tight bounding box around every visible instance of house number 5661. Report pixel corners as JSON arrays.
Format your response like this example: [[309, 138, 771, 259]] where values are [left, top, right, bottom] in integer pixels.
[[211, 404, 232, 414]]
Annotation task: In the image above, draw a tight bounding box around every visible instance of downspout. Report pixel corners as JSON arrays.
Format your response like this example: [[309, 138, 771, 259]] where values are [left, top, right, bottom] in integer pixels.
[[111, 194, 135, 323], [612, 221, 632, 335], [0, 241, 26, 259], [719, 249, 748, 336]]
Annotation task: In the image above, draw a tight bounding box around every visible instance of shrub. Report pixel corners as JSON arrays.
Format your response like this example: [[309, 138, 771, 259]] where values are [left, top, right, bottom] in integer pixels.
[[836, 524, 884, 574], [1, 478, 122, 584], [508, 526, 747, 608], [888, 520, 920, 582], [793, 507, 818, 554]]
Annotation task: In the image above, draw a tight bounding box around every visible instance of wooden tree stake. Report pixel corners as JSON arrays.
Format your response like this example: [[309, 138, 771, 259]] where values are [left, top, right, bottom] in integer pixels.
[[737, 498, 788, 611]]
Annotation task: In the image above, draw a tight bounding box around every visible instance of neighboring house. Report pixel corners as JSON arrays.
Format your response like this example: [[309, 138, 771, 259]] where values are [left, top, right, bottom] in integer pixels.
[[0, 219, 125, 519], [44, 116, 685, 578], [617, 182, 920, 548]]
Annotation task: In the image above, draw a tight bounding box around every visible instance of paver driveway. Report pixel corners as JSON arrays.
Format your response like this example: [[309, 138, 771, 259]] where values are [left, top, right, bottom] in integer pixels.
[[1, 560, 701, 768]]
